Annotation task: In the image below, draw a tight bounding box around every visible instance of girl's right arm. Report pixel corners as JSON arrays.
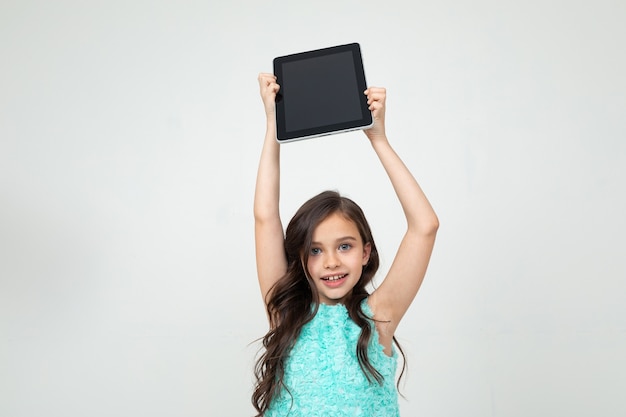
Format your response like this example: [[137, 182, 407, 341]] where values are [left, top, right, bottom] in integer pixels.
[[254, 73, 287, 304]]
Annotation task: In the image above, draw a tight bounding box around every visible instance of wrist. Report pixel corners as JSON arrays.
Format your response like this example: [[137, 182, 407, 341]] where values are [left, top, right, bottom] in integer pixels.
[[369, 134, 390, 149]]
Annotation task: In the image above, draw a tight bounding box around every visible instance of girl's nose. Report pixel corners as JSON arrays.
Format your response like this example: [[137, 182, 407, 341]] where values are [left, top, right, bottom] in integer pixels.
[[324, 253, 340, 269]]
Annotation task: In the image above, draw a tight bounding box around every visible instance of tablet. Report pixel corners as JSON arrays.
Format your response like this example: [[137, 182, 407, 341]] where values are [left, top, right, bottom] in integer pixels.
[[273, 43, 373, 143]]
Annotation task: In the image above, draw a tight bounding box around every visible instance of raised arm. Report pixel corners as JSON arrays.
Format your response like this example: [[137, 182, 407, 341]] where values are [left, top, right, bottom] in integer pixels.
[[365, 87, 439, 332], [254, 73, 287, 303]]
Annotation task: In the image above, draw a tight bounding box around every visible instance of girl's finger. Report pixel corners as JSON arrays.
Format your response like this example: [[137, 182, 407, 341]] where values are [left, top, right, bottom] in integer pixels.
[[258, 74, 278, 89], [367, 91, 386, 101], [367, 96, 385, 106], [364, 87, 385, 95]]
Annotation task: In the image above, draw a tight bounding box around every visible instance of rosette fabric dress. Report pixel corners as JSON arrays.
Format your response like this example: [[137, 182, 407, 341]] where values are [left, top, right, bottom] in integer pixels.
[[265, 300, 399, 417]]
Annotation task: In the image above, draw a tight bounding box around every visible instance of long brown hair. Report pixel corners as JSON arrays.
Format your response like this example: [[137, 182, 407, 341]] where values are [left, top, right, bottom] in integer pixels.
[[252, 191, 406, 416]]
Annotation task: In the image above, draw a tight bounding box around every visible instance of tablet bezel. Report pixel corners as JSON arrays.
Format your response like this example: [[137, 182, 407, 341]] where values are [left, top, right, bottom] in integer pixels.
[[273, 43, 373, 143]]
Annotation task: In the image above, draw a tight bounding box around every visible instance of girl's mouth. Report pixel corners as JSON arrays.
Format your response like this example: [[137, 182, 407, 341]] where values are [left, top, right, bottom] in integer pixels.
[[321, 274, 347, 287]]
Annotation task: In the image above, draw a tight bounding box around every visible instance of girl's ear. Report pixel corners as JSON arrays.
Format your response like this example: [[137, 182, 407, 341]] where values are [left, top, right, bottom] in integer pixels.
[[362, 242, 372, 266]]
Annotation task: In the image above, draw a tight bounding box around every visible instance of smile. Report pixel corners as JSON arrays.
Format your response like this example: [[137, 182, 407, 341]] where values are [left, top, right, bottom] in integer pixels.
[[321, 274, 346, 282]]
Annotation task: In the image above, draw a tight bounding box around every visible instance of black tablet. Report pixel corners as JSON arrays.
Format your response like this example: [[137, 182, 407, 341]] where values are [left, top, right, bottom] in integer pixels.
[[273, 43, 373, 143]]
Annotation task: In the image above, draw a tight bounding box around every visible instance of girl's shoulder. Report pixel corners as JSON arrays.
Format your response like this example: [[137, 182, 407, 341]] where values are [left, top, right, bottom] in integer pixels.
[[361, 297, 375, 317]]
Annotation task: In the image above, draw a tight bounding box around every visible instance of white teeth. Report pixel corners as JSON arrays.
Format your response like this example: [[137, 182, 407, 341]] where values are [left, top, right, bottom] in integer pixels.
[[324, 274, 345, 281]]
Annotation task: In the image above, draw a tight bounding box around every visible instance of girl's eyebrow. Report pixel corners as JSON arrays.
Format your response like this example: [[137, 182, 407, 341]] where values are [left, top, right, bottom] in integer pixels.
[[311, 236, 358, 245]]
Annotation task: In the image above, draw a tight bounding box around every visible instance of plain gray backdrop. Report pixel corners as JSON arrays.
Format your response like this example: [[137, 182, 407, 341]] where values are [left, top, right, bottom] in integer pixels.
[[1, 0, 625, 416]]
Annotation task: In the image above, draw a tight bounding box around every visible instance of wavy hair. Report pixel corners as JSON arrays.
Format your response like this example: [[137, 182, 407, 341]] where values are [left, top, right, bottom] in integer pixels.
[[252, 190, 406, 416]]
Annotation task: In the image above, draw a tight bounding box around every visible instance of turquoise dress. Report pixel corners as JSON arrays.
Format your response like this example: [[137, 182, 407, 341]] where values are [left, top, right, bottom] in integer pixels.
[[266, 300, 399, 417]]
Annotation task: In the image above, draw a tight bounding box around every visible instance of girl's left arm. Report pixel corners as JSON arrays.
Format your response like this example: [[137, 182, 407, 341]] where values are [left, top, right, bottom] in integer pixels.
[[364, 87, 439, 327]]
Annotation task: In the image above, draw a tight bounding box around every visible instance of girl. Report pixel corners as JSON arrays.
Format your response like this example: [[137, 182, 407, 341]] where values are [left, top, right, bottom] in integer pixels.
[[253, 73, 439, 417]]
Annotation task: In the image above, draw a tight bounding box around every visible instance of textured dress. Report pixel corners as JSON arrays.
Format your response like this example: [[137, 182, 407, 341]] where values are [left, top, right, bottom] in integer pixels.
[[265, 300, 399, 417]]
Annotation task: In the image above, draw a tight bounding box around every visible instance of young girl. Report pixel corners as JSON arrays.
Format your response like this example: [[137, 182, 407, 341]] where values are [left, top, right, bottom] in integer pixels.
[[253, 73, 439, 417]]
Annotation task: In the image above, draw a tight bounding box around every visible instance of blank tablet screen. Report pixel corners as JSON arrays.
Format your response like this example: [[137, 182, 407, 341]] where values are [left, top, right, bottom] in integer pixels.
[[273, 43, 372, 142]]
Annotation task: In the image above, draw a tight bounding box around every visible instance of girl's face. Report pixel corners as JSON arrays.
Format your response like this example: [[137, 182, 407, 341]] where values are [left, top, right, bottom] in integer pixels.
[[306, 212, 371, 305]]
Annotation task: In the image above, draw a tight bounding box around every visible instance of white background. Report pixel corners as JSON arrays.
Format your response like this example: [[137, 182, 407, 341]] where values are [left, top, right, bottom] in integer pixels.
[[1, 1, 625, 416]]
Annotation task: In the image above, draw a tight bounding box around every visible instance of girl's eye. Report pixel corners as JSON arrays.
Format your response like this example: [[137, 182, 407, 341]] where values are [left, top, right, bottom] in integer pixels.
[[310, 248, 322, 256], [339, 243, 352, 251]]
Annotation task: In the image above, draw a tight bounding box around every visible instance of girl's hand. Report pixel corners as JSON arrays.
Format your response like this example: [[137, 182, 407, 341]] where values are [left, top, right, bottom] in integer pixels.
[[258, 73, 280, 119], [363, 87, 387, 142]]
